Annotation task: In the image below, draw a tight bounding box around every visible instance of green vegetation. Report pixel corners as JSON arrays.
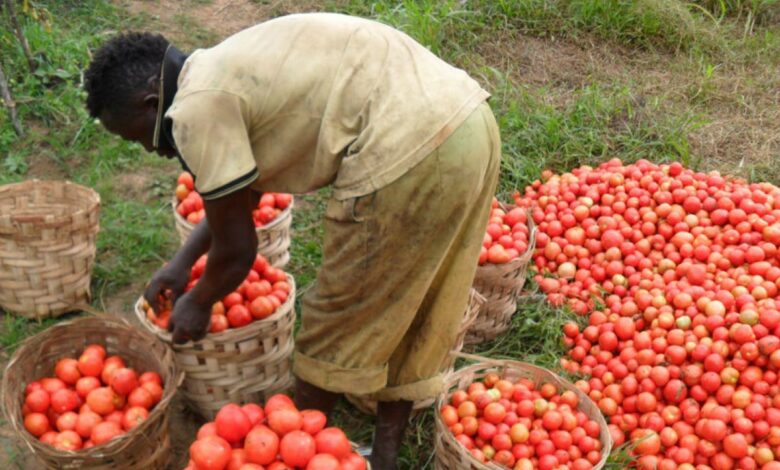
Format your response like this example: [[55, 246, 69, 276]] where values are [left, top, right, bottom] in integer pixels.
[[1, 0, 779, 467]]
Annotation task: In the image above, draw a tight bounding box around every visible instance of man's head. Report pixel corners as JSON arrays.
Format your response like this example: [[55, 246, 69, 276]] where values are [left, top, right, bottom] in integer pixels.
[[84, 32, 175, 156]]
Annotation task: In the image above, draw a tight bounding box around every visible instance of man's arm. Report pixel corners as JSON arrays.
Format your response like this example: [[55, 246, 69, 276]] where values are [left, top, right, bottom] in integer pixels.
[[168, 186, 258, 343]]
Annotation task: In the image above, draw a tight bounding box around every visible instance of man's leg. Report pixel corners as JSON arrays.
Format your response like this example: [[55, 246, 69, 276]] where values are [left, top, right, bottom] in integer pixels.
[[370, 400, 414, 470], [293, 377, 341, 416]]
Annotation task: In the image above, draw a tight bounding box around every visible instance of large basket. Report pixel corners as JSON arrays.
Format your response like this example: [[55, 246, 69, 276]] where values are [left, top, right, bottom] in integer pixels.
[[467, 211, 537, 345], [134, 275, 297, 420], [0, 180, 100, 318], [172, 196, 292, 268], [346, 289, 486, 415], [434, 354, 612, 470], [1, 314, 182, 469]]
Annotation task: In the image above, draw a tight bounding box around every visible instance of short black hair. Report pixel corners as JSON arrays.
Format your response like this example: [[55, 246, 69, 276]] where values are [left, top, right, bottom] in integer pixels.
[[84, 32, 169, 118]]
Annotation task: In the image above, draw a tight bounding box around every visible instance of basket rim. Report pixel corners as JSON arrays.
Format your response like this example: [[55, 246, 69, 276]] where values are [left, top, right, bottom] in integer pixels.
[[171, 194, 293, 232], [434, 355, 612, 470], [0, 180, 101, 226], [0, 314, 182, 462], [134, 273, 296, 346]]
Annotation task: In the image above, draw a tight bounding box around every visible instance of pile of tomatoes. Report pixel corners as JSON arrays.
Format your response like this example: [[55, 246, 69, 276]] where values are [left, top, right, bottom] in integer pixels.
[[144, 253, 291, 333], [175, 172, 293, 226], [514, 158, 780, 468], [479, 198, 532, 265], [440, 372, 604, 469], [185, 395, 367, 470], [22, 344, 164, 451]]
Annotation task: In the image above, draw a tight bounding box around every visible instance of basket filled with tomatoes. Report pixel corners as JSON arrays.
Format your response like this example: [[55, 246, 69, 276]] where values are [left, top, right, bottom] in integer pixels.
[[346, 288, 486, 416], [434, 354, 611, 470], [135, 253, 296, 420], [173, 171, 294, 268], [0, 314, 181, 469], [468, 199, 537, 345], [183, 395, 370, 469]]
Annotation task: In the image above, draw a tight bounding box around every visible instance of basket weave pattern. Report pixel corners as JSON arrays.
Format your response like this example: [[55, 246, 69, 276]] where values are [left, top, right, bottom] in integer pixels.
[[467, 214, 537, 345], [135, 275, 297, 420], [434, 356, 612, 470], [347, 289, 486, 415], [172, 197, 292, 268], [0, 180, 100, 318], [1, 315, 181, 469]]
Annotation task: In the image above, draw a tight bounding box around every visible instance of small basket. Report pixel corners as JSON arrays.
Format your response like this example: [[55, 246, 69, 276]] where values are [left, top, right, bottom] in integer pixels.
[[171, 196, 293, 268], [346, 289, 486, 415], [434, 354, 612, 470], [467, 208, 537, 345], [1, 314, 182, 469], [134, 275, 297, 420], [0, 180, 100, 318]]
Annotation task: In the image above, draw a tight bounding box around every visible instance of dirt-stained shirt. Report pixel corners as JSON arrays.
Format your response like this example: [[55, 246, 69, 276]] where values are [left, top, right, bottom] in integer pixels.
[[164, 13, 490, 201]]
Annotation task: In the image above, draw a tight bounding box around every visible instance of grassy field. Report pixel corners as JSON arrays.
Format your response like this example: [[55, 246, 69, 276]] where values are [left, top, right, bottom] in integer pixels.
[[1, 0, 778, 467]]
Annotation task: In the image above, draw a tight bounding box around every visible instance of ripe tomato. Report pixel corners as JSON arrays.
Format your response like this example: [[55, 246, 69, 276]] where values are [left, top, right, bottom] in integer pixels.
[[280, 430, 316, 467], [244, 425, 279, 465], [340, 453, 367, 470], [55, 358, 82, 385], [110, 368, 139, 396], [82, 344, 107, 360], [24, 413, 50, 437], [142, 381, 164, 404], [75, 411, 102, 439], [122, 406, 149, 430], [215, 404, 252, 443], [264, 394, 296, 415], [50, 389, 80, 414], [75, 376, 101, 399], [55, 411, 79, 432], [86, 387, 116, 416], [128, 387, 155, 409], [249, 296, 275, 319], [242, 403, 265, 427], [306, 454, 341, 470], [40, 378, 66, 395], [314, 427, 351, 459], [25, 389, 50, 413], [268, 408, 303, 436], [190, 435, 232, 470], [210, 314, 229, 333], [53, 430, 82, 451], [227, 304, 253, 328], [90, 421, 123, 445], [301, 409, 327, 435]]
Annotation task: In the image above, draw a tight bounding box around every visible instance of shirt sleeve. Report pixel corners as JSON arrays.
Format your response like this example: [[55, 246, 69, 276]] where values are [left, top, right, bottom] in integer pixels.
[[166, 90, 259, 200]]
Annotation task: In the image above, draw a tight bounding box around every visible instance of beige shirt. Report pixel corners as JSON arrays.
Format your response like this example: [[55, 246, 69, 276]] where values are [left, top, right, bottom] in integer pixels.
[[165, 13, 489, 200]]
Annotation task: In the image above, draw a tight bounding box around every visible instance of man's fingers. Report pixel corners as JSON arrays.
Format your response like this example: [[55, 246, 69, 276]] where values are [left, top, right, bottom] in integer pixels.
[[144, 281, 164, 311], [171, 325, 190, 344]]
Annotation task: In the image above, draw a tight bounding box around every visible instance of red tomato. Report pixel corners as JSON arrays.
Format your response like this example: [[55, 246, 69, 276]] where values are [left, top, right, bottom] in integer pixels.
[[50, 389, 80, 414], [268, 408, 303, 436], [75, 376, 101, 399], [264, 394, 297, 415], [25, 389, 50, 413], [55, 358, 82, 385], [53, 430, 83, 451], [128, 387, 155, 409], [90, 421, 123, 445], [190, 435, 232, 470], [244, 425, 279, 465], [301, 409, 327, 435], [55, 411, 79, 432], [210, 314, 229, 333], [215, 404, 252, 443], [314, 427, 351, 459], [178, 172, 195, 191], [227, 304, 253, 328], [86, 387, 116, 416], [280, 430, 316, 467], [242, 403, 265, 427], [306, 454, 341, 470], [24, 413, 50, 437], [75, 411, 102, 439], [110, 368, 138, 396], [40, 378, 66, 395], [122, 406, 149, 430], [340, 453, 367, 470], [249, 296, 275, 319], [142, 381, 164, 405]]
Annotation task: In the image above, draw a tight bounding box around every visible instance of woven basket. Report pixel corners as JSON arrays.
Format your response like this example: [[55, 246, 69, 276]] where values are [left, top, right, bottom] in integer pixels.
[[134, 275, 297, 420], [0, 180, 100, 318], [467, 209, 537, 345], [346, 289, 486, 415], [434, 354, 612, 470], [171, 196, 292, 268], [1, 314, 182, 469]]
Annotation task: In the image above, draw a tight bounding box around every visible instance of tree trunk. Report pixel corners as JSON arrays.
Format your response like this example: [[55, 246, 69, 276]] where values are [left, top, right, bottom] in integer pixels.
[[0, 61, 23, 136], [3, 0, 36, 73]]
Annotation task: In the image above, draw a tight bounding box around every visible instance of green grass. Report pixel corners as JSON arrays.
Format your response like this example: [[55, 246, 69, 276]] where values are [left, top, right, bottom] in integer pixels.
[[2, 0, 780, 467]]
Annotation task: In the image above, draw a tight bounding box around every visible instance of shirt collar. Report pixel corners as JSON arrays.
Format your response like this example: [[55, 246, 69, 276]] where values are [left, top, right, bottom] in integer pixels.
[[152, 45, 187, 150]]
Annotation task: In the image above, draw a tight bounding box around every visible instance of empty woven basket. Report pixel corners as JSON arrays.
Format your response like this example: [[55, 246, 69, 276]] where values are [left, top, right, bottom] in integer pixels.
[[0, 180, 100, 318]]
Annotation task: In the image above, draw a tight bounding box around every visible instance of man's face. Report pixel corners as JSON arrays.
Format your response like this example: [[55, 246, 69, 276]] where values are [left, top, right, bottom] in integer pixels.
[[99, 102, 177, 158]]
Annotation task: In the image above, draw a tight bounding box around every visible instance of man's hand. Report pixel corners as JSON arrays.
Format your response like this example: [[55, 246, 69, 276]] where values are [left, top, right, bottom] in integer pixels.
[[168, 292, 212, 343], [144, 261, 190, 312]]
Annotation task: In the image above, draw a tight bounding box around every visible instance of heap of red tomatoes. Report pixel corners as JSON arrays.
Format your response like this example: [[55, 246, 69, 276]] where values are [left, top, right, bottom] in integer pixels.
[[440, 372, 604, 470], [185, 395, 367, 470], [479, 197, 532, 265], [175, 172, 293, 226], [514, 158, 780, 469], [144, 253, 291, 333], [22, 344, 164, 451]]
